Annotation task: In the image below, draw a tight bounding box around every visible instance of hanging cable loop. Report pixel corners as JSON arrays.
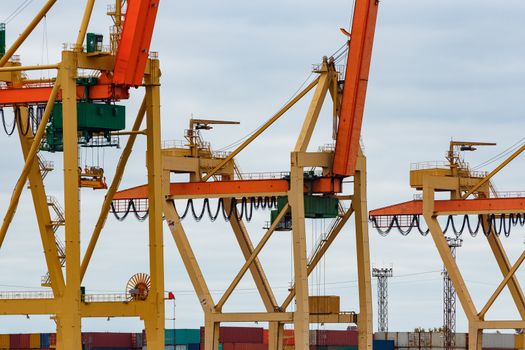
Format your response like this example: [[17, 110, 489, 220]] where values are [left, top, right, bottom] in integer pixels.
[[110, 197, 278, 222], [371, 213, 525, 237], [1, 107, 17, 136]]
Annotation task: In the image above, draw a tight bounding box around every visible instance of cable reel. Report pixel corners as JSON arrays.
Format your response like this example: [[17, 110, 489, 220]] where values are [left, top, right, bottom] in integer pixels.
[[125, 273, 151, 301]]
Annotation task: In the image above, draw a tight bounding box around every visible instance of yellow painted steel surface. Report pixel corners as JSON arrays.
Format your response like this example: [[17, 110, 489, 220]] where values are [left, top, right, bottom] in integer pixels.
[[308, 296, 340, 314]]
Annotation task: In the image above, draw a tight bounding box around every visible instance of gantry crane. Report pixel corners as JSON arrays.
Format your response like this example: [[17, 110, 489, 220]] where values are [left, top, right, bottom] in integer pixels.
[[109, 1, 381, 350], [370, 141, 525, 350], [0, 0, 164, 349]]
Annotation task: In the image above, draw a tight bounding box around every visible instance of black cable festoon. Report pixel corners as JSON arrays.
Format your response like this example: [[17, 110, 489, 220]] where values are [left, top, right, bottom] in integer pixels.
[[111, 200, 149, 222], [370, 213, 525, 238], [110, 197, 278, 222], [1, 107, 17, 136]]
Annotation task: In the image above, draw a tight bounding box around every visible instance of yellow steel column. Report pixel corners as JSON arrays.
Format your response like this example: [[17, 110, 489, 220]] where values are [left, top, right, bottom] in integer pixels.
[[204, 316, 220, 350], [268, 322, 284, 350], [354, 153, 373, 350], [289, 152, 309, 350], [144, 58, 165, 350], [58, 50, 82, 349]]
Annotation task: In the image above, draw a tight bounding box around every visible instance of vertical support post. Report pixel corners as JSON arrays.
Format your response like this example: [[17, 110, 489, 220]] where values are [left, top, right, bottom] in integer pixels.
[[58, 50, 82, 350], [204, 316, 220, 350], [289, 152, 310, 350], [143, 58, 165, 350], [354, 152, 373, 350], [468, 325, 482, 350], [268, 322, 284, 350]]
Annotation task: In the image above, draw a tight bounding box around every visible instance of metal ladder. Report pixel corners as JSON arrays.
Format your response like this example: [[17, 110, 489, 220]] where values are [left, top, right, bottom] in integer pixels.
[[41, 195, 66, 287]]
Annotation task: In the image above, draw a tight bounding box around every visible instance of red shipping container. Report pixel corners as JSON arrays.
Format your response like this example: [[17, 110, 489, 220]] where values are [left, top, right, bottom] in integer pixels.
[[201, 326, 264, 349], [50, 333, 57, 346], [263, 330, 268, 345], [223, 343, 235, 350], [10, 334, 30, 349], [82, 332, 133, 348], [283, 330, 295, 346], [233, 342, 268, 350], [220, 327, 264, 344], [314, 330, 358, 346]]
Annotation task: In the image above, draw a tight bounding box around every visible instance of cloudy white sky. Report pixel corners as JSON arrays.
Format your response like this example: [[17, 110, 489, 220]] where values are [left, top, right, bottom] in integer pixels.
[[0, 0, 524, 336]]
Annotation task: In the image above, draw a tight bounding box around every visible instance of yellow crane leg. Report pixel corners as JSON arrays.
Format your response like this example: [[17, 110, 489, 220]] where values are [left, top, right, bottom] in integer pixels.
[[354, 153, 373, 350], [58, 51, 82, 350], [289, 152, 309, 350], [144, 58, 165, 350]]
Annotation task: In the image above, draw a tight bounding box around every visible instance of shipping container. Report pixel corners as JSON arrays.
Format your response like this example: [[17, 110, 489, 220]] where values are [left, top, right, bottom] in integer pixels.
[[82, 332, 133, 348], [0, 334, 9, 349], [41, 333, 51, 349], [220, 327, 264, 344], [50, 332, 57, 346], [29, 333, 40, 348], [309, 296, 340, 314], [373, 340, 394, 350], [482, 333, 515, 349], [283, 330, 295, 346], [10, 334, 30, 349], [189, 343, 201, 350], [311, 330, 358, 346], [166, 329, 202, 345]]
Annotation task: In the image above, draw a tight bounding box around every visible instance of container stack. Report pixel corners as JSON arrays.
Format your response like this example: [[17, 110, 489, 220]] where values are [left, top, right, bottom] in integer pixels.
[[375, 331, 519, 350]]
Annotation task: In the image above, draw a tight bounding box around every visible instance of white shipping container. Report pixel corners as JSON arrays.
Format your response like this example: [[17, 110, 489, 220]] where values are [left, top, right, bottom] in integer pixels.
[[455, 333, 467, 348], [408, 332, 419, 347], [397, 332, 409, 348], [431, 332, 444, 347], [420, 332, 432, 348], [482, 333, 515, 349]]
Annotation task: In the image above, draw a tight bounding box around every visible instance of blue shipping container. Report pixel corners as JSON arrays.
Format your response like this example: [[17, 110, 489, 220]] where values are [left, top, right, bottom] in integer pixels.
[[40, 333, 51, 348], [189, 343, 201, 350], [373, 340, 394, 350]]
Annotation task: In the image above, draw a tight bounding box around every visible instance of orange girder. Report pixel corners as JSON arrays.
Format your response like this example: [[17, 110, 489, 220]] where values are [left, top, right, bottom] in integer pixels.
[[333, 0, 379, 177], [369, 197, 525, 216], [114, 177, 343, 200], [0, 84, 130, 105], [113, 0, 160, 86]]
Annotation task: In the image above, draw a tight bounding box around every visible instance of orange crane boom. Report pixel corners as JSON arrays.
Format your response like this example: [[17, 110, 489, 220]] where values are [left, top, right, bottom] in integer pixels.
[[333, 0, 379, 177]]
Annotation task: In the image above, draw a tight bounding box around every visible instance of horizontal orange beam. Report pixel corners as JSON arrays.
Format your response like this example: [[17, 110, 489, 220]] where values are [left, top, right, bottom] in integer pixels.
[[0, 84, 129, 105], [369, 197, 525, 216], [114, 177, 343, 200]]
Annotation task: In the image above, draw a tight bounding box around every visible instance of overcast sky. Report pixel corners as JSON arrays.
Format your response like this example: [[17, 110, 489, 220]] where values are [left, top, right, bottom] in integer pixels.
[[0, 0, 524, 336]]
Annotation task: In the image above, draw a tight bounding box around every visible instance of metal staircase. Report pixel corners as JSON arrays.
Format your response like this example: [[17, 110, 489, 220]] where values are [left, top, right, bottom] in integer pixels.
[[41, 195, 66, 287]]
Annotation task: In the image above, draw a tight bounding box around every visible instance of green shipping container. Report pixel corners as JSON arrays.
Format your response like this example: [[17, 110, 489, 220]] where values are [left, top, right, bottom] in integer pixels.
[[274, 195, 339, 220], [165, 329, 201, 345], [0, 23, 5, 57], [51, 102, 126, 131]]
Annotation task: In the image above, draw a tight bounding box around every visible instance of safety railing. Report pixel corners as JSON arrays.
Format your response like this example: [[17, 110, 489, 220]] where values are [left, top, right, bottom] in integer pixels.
[[82, 293, 128, 303], [235, 171, 291, 180], [410, 161, 450, 170], [0, 291, 53, 300], [162, 140, 187, 149]]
